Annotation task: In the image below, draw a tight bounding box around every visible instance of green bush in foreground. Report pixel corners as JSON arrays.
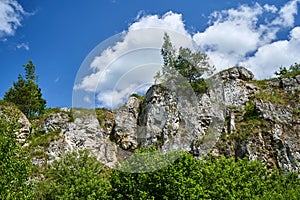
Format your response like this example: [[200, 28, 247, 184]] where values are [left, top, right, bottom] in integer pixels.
[[111, 149, 300, 200], [0, 106, 33, 200], [34, 150, 111, 200]]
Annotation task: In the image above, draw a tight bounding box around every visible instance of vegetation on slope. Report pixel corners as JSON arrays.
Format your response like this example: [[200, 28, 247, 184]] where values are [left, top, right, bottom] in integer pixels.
[[32, 147, 300, 199], [0, 105, 33, 199], [1, 47, 300, 199]]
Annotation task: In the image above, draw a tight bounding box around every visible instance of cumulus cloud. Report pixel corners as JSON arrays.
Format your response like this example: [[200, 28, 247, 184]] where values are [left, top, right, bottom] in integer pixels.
[[74, 12, 194, 108], [74, 0, 300, 109], [264, 4, 278, 13], [241, 27, 300, 78], [193, 3, 277, 69], [0, 0, 26, 37], [193, 0, 300, 77], [272, 0, 300, 27]]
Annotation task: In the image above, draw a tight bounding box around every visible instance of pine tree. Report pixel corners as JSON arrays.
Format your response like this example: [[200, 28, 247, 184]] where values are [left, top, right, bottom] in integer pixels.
[[159, 33, 215, 93], [161, 33, 176, 78], [4, 61, 46, 118]]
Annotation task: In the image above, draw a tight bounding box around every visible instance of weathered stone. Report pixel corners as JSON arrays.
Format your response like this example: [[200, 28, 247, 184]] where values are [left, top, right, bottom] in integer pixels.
[[281, 77, 298, 87], [280, 77, 300, 93], [295, 75, 300, 83], [0, 105, 31, 144], [21, 66, 300, 174], [17, 112, 31, 144], [112, 96, 140, 150], [24, 109, 118, 168], [41, 112, 70, 133]]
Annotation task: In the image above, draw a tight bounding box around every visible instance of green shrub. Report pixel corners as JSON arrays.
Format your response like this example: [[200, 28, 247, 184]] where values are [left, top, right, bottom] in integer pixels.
[[34, 150, 111, 199], [244, 100, 259, 120], [275, 63, 300, 77], [0, 106, 33, 199], [110, 147, 300, 199]]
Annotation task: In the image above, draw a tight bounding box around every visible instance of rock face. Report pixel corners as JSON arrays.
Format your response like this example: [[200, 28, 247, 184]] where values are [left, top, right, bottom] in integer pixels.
[[33, 109, 118, 168], [17, 112, 31, 144], [212, 66, 257, 106], [214, 68, 300, 173], [0, 105, 31, 145], [112, 96, 140, 151], [13, 66, 300, 174]]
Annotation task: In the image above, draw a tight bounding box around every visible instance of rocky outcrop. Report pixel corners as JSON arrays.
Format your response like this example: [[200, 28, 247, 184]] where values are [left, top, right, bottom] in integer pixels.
[[32, 109, 118, 168], [12, 66, 300, 174], [214, 69, 300, 173], [211, 66, 257, 107], [17, 112, 31, 144], [111, 96, 140, 151], [0, 105, 31, 145]]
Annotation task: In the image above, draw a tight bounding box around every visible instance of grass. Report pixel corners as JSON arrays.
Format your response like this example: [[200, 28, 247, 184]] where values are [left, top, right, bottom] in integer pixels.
[[25, 129, 62, 164], [279, 70, 300, 78], [254, 88, 287, 105], [95, 108, 115, 129], [28, 129, 62, 148], [130, 93, 145, 101]]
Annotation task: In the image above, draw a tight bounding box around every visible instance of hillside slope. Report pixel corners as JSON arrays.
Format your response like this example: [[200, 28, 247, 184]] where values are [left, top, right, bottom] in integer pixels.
[[5, 66, 300, 173]]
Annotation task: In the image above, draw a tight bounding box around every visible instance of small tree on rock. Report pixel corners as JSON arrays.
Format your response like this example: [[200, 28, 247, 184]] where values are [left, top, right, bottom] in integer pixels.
[[4, 61, 46, 118], [159, 33, 215, 93]]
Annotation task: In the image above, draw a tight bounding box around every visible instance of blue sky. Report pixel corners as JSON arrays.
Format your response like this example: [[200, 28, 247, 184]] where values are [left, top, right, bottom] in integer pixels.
[[1, 0, 300, 108]]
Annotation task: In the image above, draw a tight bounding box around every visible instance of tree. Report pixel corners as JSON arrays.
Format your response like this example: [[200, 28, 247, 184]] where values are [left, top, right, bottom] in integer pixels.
[[160, 33, 177, 81], [110, 147, 300, 199], [175, 47, 213, 83], [4, 61, 46, 118], [275, 63, 300, 77], [0, 104, 33, 199], [159, 33, 214, 93], [34, 150, 111, 199]]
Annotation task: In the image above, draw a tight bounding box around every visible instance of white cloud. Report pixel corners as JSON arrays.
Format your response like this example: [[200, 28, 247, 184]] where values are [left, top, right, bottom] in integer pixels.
[[193, 3, 273, 69], [264, 4, 278, 13], [74, 12, 194, 108], [241, 27, 300, 78], [83, 96, 91, 104], [74, 1, 300, 109], [97, 83, 151, 108], [16, 42, 29, 50], [54, 77, 60, 83], [272, 0, 300, 27], [193, 0, 300, 77], [0, 0, 26, 37]]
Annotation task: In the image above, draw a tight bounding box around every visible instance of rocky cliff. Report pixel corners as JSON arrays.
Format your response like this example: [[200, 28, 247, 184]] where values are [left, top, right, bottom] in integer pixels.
[[7, 66, 300, 173]]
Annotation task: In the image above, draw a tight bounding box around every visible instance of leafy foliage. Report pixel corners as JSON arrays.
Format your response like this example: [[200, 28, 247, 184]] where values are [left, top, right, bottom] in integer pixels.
[[0, 106, 33, 199], [244, 100, 259, 121], [175, 47, 212, 83], [4, 60, 46, 119], [275, 63, 300, 77], [34, 150, 111, 200], [158, 33, 214, 93], [110, 148, 300, 200], [95, 108, 115, 129]]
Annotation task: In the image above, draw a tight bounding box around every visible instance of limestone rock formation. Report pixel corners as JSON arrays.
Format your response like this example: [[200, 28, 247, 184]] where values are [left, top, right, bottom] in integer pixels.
[[34, 109, 118, 168], [11, 66, 300, 174], [111, 96, 140, 151]]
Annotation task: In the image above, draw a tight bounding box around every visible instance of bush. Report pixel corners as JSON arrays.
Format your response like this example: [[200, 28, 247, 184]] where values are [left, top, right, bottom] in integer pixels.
[[275, 63, 300, 77], [0, 106, 33, 199], [110, 148, 300, 199], [244, 100, 259, 120], [34, 150, 111, 199]]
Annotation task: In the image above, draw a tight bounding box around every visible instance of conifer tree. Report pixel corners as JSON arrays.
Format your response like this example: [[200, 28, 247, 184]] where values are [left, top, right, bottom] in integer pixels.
[[159, 33, 214, 93], [4, 60, 46, 118]]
